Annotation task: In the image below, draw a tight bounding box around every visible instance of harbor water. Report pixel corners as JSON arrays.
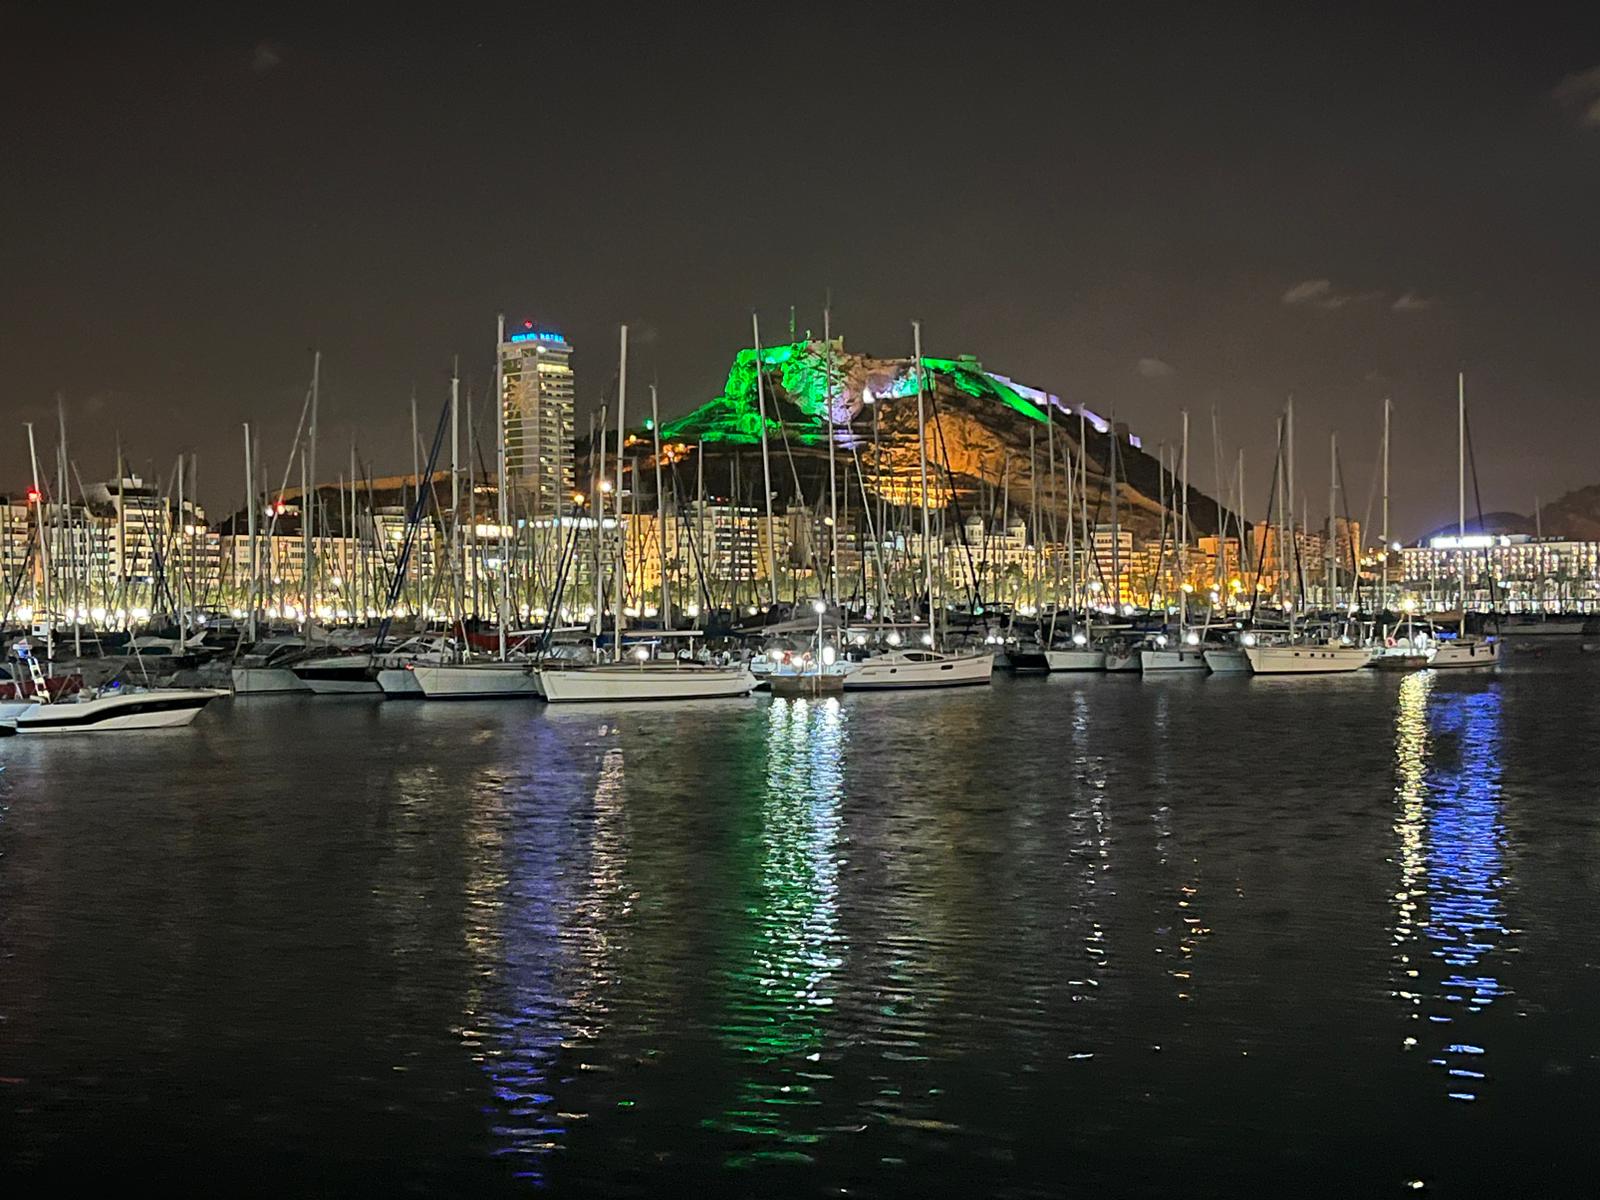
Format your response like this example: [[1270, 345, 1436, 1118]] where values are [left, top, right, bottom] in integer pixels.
[[3, 655, 1598, 1195]]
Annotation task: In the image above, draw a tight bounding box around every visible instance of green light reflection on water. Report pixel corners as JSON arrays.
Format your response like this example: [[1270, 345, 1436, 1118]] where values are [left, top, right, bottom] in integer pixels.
[[703, 696, 847, 1165]]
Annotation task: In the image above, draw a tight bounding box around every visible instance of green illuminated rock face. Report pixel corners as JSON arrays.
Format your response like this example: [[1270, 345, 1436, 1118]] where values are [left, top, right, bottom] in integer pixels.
[[660, 339, 1048, 446], [645, 337, 1237, 541]]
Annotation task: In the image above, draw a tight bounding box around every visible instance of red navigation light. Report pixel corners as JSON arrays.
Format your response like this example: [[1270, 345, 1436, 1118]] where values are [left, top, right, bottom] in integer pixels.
[[523, 320, 533, 329], [25, 487, 40, 503]]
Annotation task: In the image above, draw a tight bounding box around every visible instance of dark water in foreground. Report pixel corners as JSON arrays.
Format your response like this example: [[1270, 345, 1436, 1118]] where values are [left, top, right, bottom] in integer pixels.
[[3, 656, 1599, 1196]]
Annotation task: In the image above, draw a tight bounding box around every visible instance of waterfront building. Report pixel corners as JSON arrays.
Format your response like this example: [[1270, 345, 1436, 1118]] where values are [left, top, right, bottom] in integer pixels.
[[501, 325, 575, 514], [1399, 533, 1600, 611]]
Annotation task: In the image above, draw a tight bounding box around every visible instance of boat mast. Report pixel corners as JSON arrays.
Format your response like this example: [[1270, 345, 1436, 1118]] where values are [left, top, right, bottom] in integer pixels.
[[1236, 447, 1246, 610], [1079, 407, 1090, 619], [614, 325, 628, 662], [1179, 408, 1189, 632], [1381, 398, 1391, 611], [450, 362, 461, 643], [650, 382, 672, 629], [244, 423, 257, 642], [1458, 371, 1467, 617], [1285, 397, 1296, 637], [496, 314, 509, 661], [1326, 432, 1337, 613], [304, 351, 320, 639], [912, 321, 936, 648], [750, 312, 778, 609], [824, 303, 839, 604], [25, 423, 50, 667], [1109, 415, 1120, 611]]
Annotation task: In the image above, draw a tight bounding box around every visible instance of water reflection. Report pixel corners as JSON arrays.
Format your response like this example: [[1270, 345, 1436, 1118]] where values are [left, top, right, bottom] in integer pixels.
[[468, 726, 630, 1182], [708, 696, 846, 1165], [1392, 674, 1514, 1101]]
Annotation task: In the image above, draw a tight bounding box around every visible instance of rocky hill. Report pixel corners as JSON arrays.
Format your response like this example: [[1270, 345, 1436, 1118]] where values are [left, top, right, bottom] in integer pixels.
[[1537, 486, 1600, 541], [650, 339, 1236, 541]]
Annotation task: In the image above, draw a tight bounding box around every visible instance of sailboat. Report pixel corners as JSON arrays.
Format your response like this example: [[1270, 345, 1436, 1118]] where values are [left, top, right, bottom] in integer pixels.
[[1243, 402, 1369, 675], [843, 321, 993, 691], [541, 323, 757, 704], [1432, 375, 1501, 669], [411, 319, 546, 700], [1142, 412, 1208, 672]]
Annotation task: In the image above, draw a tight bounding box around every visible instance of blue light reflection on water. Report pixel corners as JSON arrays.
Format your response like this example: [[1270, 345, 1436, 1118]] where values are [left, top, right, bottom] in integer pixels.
[[1393, 675, 1514, 1103]]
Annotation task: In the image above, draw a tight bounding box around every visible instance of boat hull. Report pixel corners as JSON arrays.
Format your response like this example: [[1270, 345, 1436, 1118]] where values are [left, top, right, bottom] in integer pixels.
[[842, 653, 994, 691], [376, 667, 424, 696], [1043, 648, 1107, 672], [412, 662, 542, 699], [1244, 645, 1372, 675], [231, 666, 311, 694], [13, 688, 223, 733], [1430, 640, 1500, 669], [291, 655, 381, 694], [539, 664, 756, 703], [1202, 648, 1251, 674], [1103, 649, 1141, 672], [768, 671, 847, 698], [1140, 648, 1208, 673]]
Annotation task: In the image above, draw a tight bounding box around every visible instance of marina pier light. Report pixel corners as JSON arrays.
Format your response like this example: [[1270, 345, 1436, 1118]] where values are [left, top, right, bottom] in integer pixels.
[[1072, 632, 1088, 646]]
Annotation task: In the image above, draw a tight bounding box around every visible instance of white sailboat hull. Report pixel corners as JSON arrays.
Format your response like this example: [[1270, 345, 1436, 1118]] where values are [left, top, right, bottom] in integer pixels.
[[1140, 647, 1209, 672], [1202, 648, 1252, 674], [1430, 639, 1500, 669], [230, 667, 310, 694], [1104, 648, 1141, 672], [539, 663, 756, 703], [1042, 648, 1107, 672], [291, 654, 381, 694], [842, 652, 994, 690], [412, 662, 542, 699], [13, 688, 223, 733], [1244, 645, 1372, 675], [376, 667, 424, 696]]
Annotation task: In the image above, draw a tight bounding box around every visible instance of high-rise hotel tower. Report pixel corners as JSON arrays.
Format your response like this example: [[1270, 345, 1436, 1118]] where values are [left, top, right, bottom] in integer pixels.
[[501, 323, 575, 513]]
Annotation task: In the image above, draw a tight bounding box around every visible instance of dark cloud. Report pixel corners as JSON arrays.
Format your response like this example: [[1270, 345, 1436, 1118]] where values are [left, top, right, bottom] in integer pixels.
[[250, 41, 282, 75]]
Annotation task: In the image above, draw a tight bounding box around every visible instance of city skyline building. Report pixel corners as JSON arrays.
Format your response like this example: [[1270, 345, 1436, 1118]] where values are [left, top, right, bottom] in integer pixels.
[[500, 323, 575, 514]]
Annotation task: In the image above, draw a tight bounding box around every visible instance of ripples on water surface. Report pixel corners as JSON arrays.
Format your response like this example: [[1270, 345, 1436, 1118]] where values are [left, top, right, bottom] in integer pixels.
[[3, 658, 1600, 1196]]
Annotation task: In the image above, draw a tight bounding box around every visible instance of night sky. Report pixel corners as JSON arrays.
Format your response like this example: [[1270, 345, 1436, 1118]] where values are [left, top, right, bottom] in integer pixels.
[[6, 6, 1600, 538]]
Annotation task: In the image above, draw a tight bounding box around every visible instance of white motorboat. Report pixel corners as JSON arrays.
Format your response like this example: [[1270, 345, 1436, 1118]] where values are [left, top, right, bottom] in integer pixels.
[[412, 659, 543, 699], [1244, 641, 1372, 675], [1430, 636, 1500, 669], [290, 652, 381, 694], [841, 649, 993, 691], [539, 659, 757, 703], [12, 686, 224, 733]]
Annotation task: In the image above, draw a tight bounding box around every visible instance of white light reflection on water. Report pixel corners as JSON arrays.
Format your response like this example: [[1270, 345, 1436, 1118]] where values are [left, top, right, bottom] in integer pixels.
[[707, 695, 846, 1166], [1392, 674, 1515, 1102], [1067, 687, 1111, 996]]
